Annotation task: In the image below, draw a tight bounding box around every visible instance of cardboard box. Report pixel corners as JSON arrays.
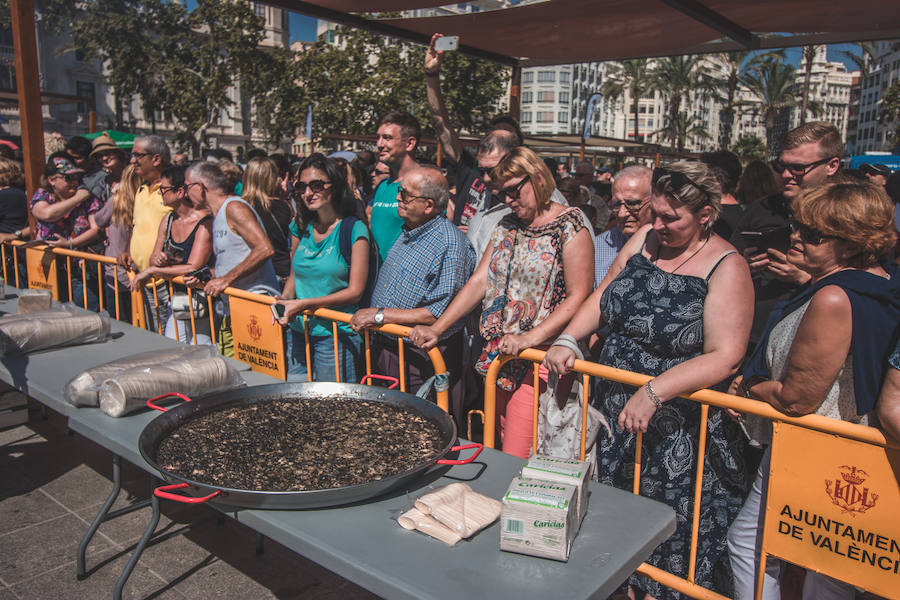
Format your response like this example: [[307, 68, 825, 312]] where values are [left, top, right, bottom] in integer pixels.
[[522, 454, 590, 525], [500, 476, 577, 561]]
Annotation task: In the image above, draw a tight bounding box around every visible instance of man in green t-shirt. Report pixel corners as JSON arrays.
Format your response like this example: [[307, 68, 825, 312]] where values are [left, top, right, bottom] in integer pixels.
[[370, 111, 420, 264]]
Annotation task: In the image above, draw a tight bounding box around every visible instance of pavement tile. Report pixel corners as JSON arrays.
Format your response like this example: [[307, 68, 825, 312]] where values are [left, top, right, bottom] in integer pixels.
[[0, 489, 66, 537], [0, 512, 112, 585], [8, 545, 186, 600], [40, 463, 145, 514], [0, 588, 19, 600]]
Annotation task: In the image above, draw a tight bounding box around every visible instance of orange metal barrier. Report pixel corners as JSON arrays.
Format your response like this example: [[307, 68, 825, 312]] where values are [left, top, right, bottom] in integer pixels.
[[483, 347, 900, 600], [0, 241, 451, 415]]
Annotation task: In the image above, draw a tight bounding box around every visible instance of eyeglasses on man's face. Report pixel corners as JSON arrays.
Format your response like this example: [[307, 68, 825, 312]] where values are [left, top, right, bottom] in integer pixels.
[[772, 156, 835, 177], [398, 187, 431, 204], [159, 184, 183, 195], [130, 151, 153, 160], [611, 197, 649, 214]]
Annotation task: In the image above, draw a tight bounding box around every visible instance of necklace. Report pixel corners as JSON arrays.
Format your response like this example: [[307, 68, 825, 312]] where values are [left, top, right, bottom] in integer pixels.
[[661, 234, 710, 274]]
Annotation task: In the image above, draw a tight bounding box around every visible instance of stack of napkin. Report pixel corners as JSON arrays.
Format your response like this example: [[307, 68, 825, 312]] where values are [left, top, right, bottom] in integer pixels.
[[398, 483, 500, 546]]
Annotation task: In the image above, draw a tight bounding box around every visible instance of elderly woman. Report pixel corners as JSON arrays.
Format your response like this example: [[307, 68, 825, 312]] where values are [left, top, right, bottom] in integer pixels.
[[30, 153, 103, 309], [410, 146, 594, 458], [728, 181, 900, 600], [544, 161, 754, 600]]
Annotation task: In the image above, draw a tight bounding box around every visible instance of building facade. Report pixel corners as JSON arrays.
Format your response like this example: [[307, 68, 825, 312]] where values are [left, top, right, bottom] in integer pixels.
[[790, 46, 856, 142], [851, 40, 900, 154]]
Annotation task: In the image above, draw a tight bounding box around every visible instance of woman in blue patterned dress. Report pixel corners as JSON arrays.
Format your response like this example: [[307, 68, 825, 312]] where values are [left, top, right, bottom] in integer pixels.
[[545, 161, 754, 599]]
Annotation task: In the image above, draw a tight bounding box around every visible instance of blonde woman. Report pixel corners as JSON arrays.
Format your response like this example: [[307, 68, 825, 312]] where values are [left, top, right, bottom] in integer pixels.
[[93, 164, 141, 321], [242, 157, 293, 284]]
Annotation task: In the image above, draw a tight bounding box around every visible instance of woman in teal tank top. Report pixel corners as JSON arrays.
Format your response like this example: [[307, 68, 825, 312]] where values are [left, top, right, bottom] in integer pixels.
[[274, 154, 370, 382]]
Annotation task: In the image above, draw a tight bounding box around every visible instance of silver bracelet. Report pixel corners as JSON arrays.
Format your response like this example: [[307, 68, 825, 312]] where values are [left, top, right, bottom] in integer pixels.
[[645, 380, 663, 409]]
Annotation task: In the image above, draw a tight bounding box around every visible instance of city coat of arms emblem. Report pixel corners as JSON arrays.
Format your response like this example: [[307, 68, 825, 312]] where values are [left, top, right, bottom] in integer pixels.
[[825, 466, 878, 516]]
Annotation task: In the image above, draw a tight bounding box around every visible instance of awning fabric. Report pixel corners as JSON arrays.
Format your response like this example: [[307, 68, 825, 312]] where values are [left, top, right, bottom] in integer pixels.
[[272, 0, 900, 65]]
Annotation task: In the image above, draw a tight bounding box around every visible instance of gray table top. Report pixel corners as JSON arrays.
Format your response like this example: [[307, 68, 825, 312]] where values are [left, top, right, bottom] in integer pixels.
[[0, 288, 676, 600]]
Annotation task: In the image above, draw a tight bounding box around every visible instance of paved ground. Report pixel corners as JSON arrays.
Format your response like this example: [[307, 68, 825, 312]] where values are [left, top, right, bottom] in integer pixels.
[[0, 403, 381, 600]]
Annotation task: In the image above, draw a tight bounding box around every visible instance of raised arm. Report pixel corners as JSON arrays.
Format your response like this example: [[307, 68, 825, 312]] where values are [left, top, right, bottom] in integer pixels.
[[425, 33, 462, 165], [31, 188, 92, 223]]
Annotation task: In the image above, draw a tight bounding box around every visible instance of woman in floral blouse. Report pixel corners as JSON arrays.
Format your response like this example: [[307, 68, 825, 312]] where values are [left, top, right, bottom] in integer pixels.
[[410, 146, 594, 457]]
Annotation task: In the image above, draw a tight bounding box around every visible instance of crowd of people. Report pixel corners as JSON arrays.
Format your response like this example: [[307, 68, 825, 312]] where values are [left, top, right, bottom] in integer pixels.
[[3, 34, 900, 600]]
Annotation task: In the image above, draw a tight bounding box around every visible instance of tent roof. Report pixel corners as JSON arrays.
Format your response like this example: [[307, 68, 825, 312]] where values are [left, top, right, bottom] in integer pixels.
[[82, 130, 137, 148], [268, 0, 900, 66]]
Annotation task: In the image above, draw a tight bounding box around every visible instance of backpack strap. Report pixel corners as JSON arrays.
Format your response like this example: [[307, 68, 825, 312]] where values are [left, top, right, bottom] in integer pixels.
[[338, 215, 359, 266]]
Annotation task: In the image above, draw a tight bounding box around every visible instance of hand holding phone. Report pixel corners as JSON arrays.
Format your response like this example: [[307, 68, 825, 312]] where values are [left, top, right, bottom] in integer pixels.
[[187, 266, 212, 284], [271, 303, 286, 321], [434, 35, 459, 52]]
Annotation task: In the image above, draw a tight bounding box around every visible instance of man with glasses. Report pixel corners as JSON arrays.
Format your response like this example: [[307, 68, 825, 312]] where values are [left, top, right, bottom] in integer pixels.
[[370, 110, 422, 264], [350, 166, 475, 428], [120, 135, 173, 330], [730, 121, 842, 343], [594, 166, 652, 285]]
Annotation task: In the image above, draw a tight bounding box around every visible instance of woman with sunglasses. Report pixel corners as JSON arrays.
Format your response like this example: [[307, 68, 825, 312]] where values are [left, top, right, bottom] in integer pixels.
[[31, 152, 103, 309], [409, 146, 594, 458], [275, 153, 370, 382], [129, 165, 213, 344], [544, 161, 754, 600], [728, 181, 900, 600]]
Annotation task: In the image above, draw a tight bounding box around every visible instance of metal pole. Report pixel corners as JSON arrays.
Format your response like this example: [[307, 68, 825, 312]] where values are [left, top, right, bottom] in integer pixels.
[[508, 65, 521, 121]]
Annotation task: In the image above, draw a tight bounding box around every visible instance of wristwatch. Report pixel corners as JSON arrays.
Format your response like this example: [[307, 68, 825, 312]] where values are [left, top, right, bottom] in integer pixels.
[[374, 308, 384, 326], [13, 230, 22, 239]]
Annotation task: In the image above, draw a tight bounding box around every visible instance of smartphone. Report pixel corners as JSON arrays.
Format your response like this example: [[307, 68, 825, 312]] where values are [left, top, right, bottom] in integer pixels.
[[271, 303, 286, 320], [740, 227, 791, 254], [187, 266, 212, 283], [434, 35, 459, 52]]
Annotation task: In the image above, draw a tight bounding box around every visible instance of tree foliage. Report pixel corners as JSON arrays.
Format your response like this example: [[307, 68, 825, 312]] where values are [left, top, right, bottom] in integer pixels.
[[600, 59, 652, 141], [739, 57, 805, 157], [731, 134, 766, 162], [881, 81, 900, 146], [650, 55, 715, 151], [294, 26, 508, 143]]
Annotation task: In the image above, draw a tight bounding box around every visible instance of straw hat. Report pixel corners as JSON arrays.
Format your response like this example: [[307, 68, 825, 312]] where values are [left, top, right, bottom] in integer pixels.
[[90, 133, 124, 158]]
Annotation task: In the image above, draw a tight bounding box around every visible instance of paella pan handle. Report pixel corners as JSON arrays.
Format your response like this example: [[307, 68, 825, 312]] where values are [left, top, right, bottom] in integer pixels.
[[154, 482, 222, 504], [359, 374, 399, 389], [146, 392, 194, 412], [436, 443, 484, 465]]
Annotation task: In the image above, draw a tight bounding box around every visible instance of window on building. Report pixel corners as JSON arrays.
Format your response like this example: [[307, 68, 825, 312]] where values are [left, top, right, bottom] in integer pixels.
[[76, 81, 95, 114], [559, 91, 569, 104], [253, 2, 266, 18], [522, 91, 533, 103], [535, 111, 555, 123], [537, 71, 556, 83], [560, 71, 570, 84], [537, 91, 555, 103], [521, 111, 532, 123], [558, 111, 568, 123], [647, 119, 654, 128], [523, 71, 534, 84], [638, 105, 646, 114]]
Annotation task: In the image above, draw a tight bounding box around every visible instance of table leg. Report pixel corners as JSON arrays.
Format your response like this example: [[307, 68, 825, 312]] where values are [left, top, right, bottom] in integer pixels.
[[114, 490, 161, 600], [77, 455, 151, 580], [256, 532, 265, 556]]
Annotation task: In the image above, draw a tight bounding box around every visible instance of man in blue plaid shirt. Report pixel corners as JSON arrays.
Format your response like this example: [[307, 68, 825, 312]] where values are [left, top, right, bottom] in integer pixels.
[[351, 166, 476, 426]]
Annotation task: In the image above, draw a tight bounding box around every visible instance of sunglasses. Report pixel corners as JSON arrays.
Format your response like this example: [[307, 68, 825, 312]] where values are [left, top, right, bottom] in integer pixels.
[[477, 166, 493, 179], [652, 168, 709, 202], [54, 173, 82, 183], [789, 219, 842, 245], [611, 197, 649, 214], [293, 180, 331, 196], [398, 187, 431, 204], [497, 175, 530, 200], [159, 185, 183, 195], [772, 156, 835, 177]]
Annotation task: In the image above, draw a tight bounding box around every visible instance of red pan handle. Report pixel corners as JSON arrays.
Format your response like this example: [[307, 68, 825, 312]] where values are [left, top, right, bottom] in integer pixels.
[[359, 374, 399, 389], [154, 482, 222, 504], [147, 392, 194, 412], [437, 443, 484, 465]]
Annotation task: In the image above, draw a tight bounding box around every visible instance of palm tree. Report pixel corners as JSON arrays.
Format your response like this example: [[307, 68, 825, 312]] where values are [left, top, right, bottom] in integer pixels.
[[839, 42, 877, 79], [799, 45, 819, 125], [600, 59, 652, 141], [731, 134, 766, 162], [650, 55, 715, 150], [711, 49, 784, 149], [739, 56, 805, 156], [657, 111, 711, 151]]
